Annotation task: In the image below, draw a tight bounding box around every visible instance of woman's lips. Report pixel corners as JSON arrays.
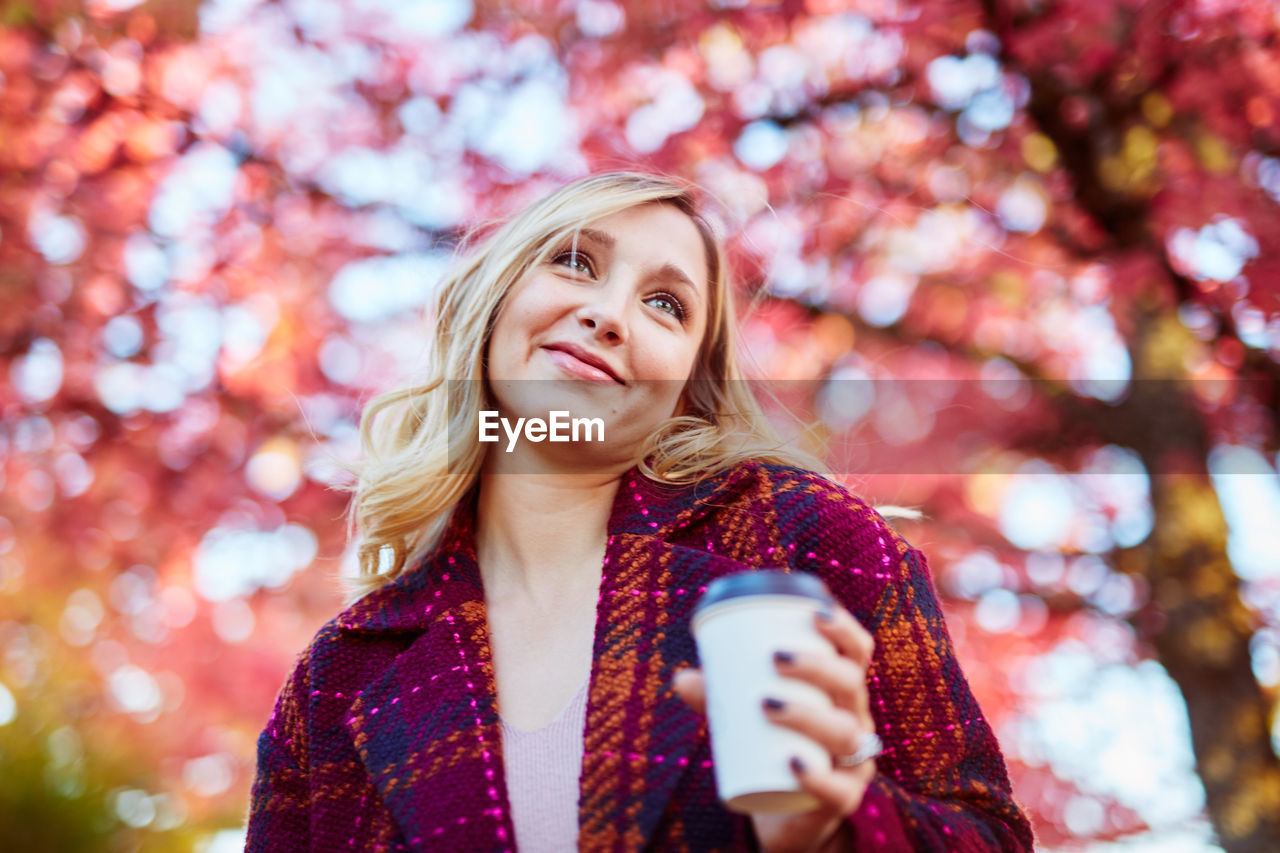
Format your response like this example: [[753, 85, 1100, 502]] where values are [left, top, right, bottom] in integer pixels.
[[543, 347, 621, 383]]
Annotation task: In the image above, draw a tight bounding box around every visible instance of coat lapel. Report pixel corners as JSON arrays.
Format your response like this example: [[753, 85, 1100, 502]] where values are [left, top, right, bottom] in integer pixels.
[[341, 465, 775, 852], [579, 531, 762, 849], [578, 469, 780, 850], [343, 500, 519, 852]]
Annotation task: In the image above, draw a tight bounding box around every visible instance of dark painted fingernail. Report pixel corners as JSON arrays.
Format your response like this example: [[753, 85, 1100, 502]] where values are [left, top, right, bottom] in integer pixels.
[[816, 606, 834, 623], [763, 696, 786, 711], [772, 650, 795, 665], [790, 756, 806, 773]]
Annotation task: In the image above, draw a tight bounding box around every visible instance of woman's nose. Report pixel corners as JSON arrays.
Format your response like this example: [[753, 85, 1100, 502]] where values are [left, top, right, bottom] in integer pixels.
[[576, 283, 629, 342]]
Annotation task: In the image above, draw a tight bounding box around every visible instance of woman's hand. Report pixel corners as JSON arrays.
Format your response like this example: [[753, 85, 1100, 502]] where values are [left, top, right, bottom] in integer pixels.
[[672, 605, 879, 853]]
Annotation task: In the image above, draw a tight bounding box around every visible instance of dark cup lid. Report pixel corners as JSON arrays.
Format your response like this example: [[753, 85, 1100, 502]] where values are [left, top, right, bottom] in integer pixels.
[[693, 570, 833, 614]]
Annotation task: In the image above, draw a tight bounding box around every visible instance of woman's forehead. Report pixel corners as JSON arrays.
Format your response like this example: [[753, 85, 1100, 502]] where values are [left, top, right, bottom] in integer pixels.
[[566, 204, 710, 268]]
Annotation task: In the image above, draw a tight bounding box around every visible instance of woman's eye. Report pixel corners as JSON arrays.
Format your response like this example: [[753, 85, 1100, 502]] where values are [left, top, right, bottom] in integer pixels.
[[646, 292, 686, 321], [552, 250, 593, 276]]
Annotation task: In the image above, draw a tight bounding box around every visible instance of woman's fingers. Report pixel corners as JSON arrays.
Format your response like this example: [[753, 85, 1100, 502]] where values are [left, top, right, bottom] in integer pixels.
[[671, 667, 706, 714], [763, 695, 865, 760], [815, 605, 874, 671], [789, 753, 874, 816], [773, 650, 869, 716]]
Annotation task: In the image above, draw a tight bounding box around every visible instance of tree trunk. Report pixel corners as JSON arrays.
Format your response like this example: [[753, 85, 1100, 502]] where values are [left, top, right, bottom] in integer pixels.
[[1129, 309, 1280, 852], [975, 2, 1280, 846]]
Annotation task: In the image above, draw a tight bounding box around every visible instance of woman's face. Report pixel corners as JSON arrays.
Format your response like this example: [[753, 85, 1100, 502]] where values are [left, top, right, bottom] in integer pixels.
[[485, 201, 710, 466]]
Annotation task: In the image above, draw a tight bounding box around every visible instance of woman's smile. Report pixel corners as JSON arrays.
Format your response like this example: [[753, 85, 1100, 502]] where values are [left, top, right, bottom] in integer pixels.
[[541, 342, 626, 384]]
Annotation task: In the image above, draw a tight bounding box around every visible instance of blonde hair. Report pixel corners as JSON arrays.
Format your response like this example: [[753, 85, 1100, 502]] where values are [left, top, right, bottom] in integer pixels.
[[347, 172, 825, 594]]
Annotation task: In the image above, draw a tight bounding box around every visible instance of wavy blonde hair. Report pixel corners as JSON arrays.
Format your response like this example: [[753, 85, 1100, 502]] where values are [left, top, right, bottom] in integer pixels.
[[347, 172, 825, 594]]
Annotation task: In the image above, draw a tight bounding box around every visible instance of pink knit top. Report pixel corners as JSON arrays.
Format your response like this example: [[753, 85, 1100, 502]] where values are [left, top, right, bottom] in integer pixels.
[[500, 678, 590, 852]]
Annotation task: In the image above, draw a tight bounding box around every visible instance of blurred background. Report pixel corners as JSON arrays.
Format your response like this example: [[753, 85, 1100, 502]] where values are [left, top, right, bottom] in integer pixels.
[[2, 0, 1279, 850]]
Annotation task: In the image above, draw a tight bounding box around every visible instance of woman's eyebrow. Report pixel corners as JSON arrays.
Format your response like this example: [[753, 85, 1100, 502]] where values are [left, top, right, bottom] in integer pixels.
[[656, 263, 702, 303], [577, 228, 614, 247]]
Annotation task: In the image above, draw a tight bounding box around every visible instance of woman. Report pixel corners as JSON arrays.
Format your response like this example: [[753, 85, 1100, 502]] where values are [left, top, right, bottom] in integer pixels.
[[247, 173, 1033, 852]]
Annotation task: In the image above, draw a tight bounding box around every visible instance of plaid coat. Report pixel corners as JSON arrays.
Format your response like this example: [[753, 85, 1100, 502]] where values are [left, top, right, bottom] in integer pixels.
[[247, 461, 1033, 851]]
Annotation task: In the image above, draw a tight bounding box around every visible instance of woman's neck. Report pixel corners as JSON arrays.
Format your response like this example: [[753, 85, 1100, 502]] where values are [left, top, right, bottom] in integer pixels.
[[474, 462, 623, 603]]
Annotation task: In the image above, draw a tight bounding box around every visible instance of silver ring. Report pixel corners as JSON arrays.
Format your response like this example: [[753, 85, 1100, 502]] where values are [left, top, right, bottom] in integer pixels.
[[835, 732, 883, 768]]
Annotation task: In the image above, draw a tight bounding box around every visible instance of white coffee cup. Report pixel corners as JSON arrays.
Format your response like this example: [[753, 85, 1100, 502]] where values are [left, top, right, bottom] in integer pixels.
[[691, 570, 837, 814]]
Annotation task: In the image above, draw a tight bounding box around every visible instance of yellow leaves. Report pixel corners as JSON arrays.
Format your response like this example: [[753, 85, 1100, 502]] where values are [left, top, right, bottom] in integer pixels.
[[1141, 92, 1173, 128], [989, 270, 1025, 309], [1098, 154, 1129, 193], [1202, 738, 1280, 840], [1123, 125, 1158, 170], [1220, 768, 1280, 840], [1190, 564, 1229, 600], [1195, 132, 1233, 173], [1156, 480, 1229, 556], [1100, 124, 1160, 195], [1186, 616, 1234, 666], [1221, 798, 1258, 840], [1020, 132, 1057, 172], [1137, 312, 1194, 377], [1, 2, 35, 27]]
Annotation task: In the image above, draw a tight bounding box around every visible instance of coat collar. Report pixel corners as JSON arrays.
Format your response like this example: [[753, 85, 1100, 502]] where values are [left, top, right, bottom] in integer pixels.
[[336, 461, 758, 634], [339, 462, 774, 851]]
